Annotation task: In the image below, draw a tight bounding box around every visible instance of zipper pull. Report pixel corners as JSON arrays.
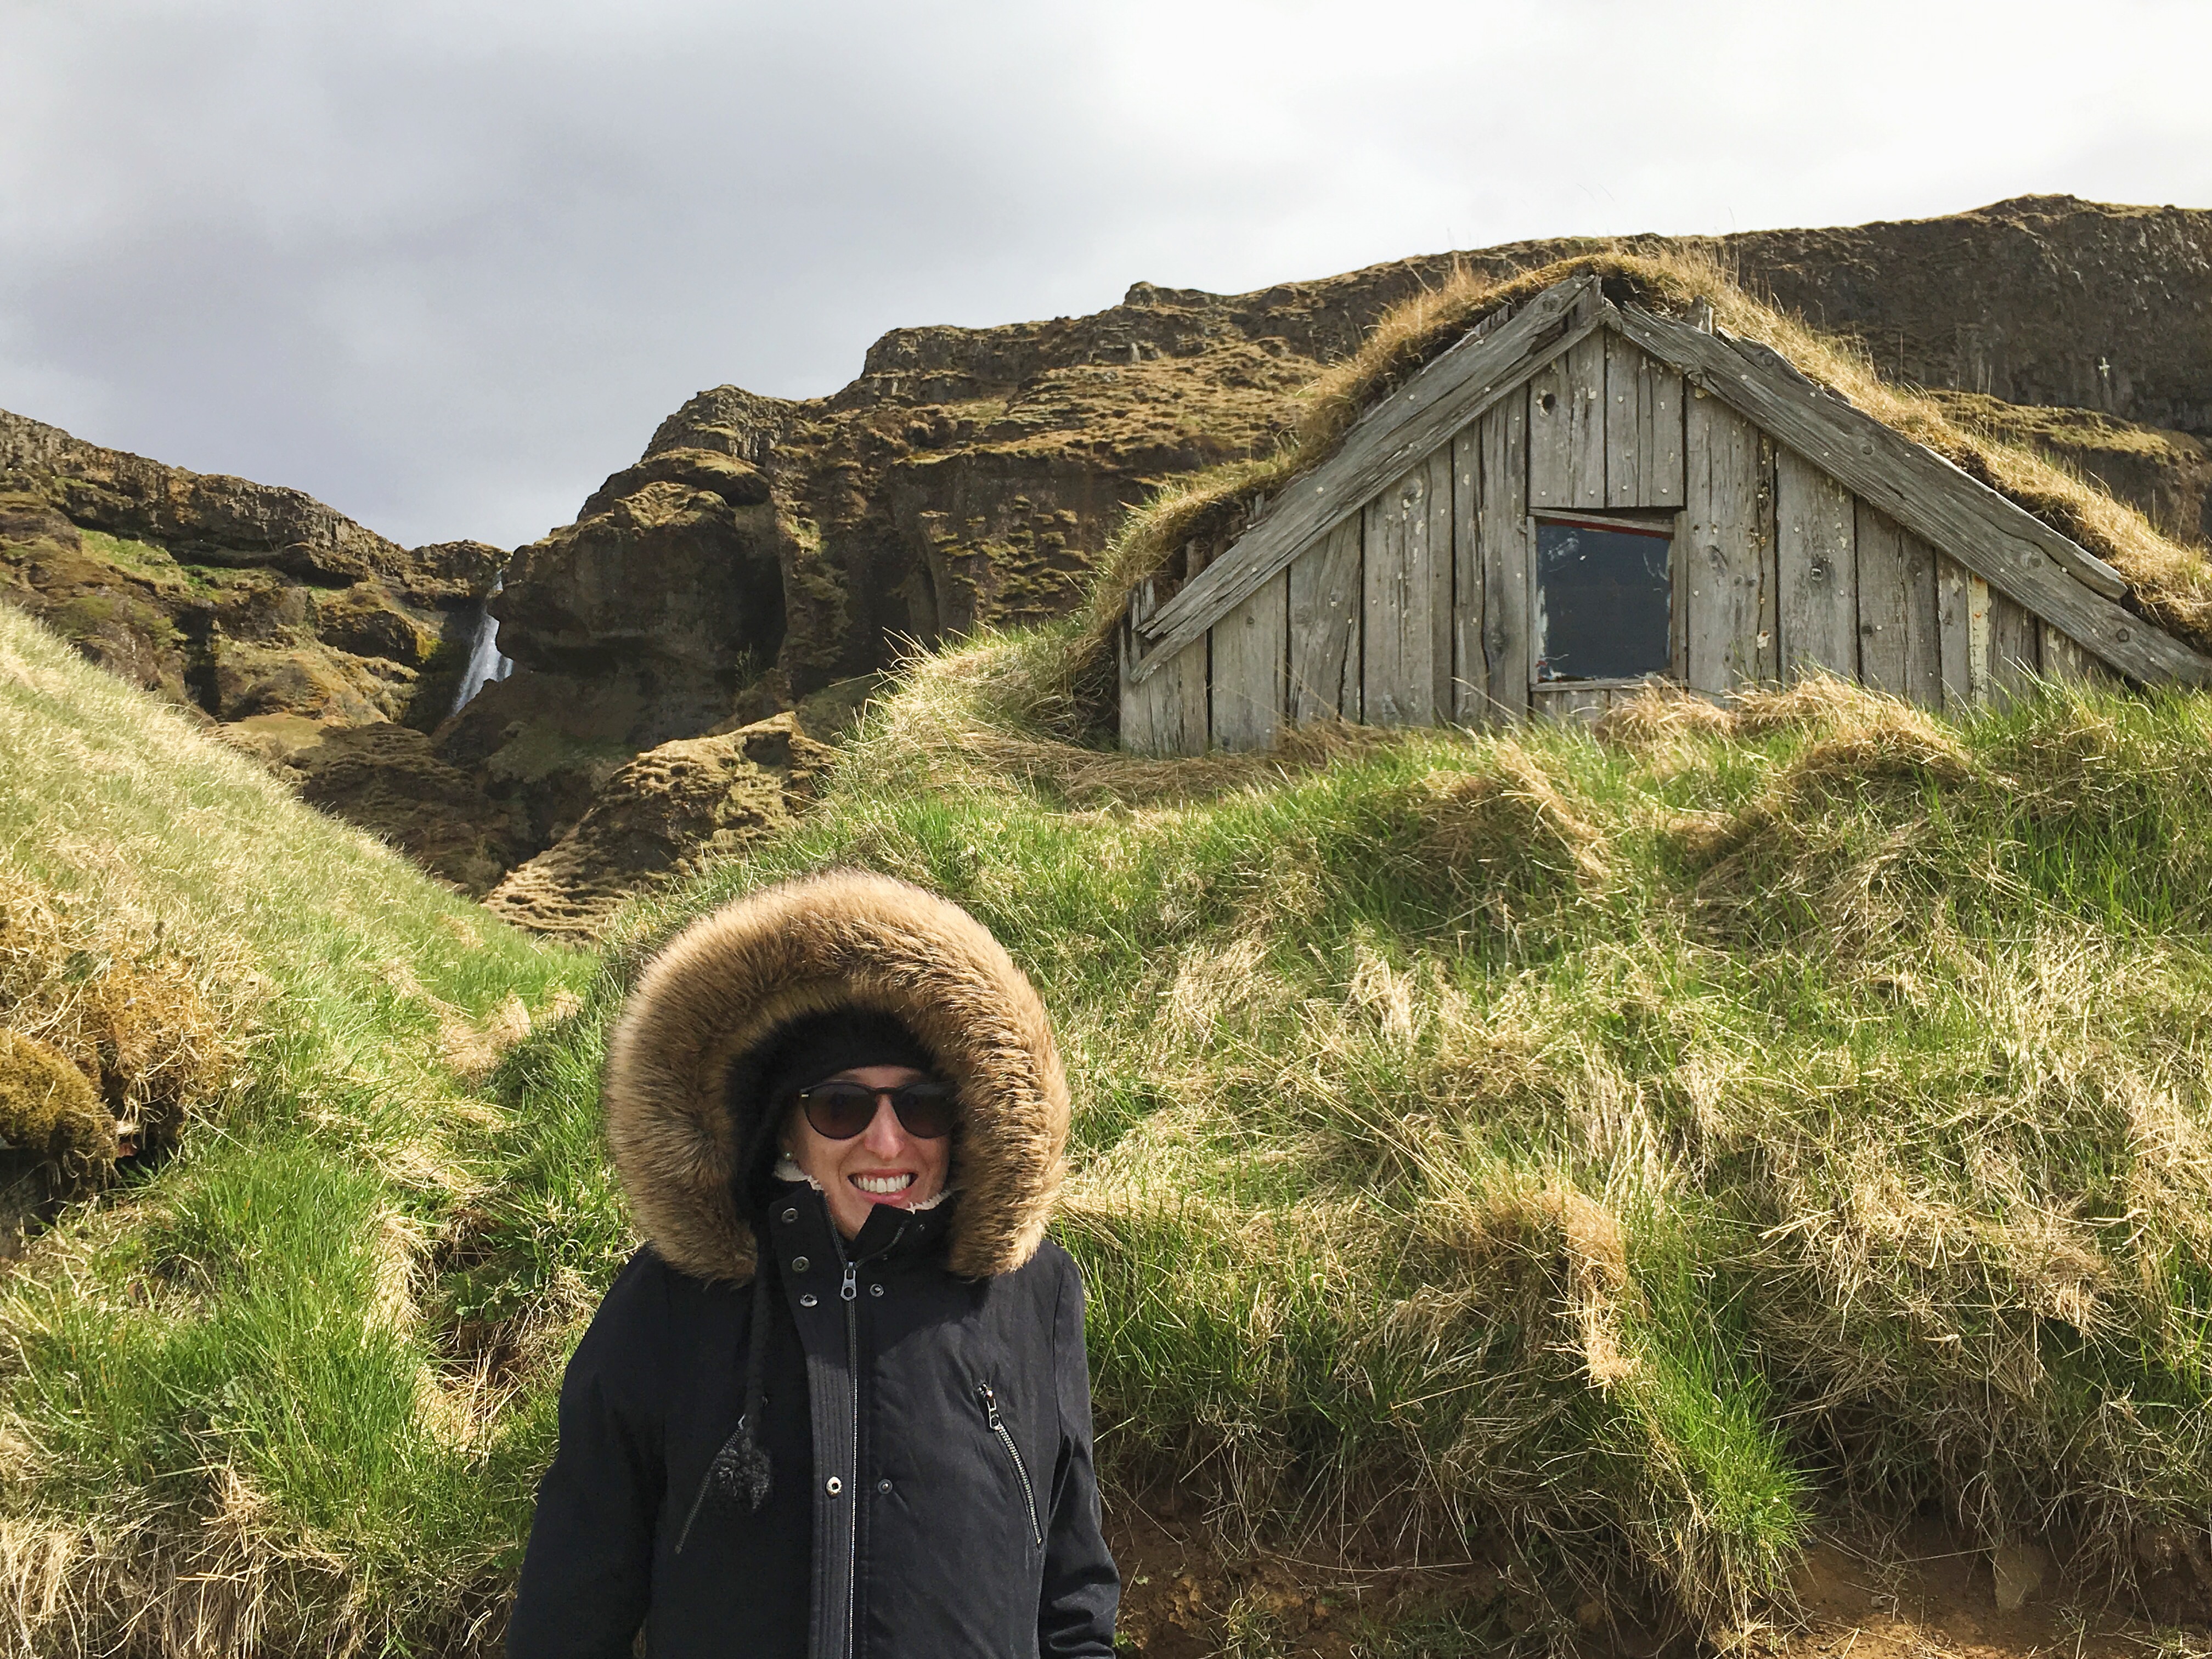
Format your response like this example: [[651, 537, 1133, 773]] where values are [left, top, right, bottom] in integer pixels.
[[977, 1381, 1001, 1428], [840, 1262, 857, 1302]]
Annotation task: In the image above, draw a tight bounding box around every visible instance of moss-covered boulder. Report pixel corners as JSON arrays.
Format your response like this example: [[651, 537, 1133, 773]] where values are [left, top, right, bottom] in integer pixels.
[[485, 715, 830, 938]]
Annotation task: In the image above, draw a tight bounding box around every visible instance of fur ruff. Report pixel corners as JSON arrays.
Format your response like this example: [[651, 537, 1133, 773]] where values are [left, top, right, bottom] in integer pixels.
[[603, 870, 1070, 1284]]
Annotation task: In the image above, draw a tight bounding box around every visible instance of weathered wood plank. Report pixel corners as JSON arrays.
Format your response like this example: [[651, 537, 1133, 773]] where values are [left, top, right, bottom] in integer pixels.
[[1641, 351, 1686, 509], [1132, 276, 1606, 675], [1775, 446, 1859, 682], [1533, 686, 1609, 724], [1120, 602, 1210, 754], [1451, 424, 1487, 720], [1606, 334, 1686, 509], [1668, 503, 1689, 679], [1530, 329, 1606, 510], [1681, 393, 1775, 693], [1987, 588, 2040, 708], [1614, 303, 2208, 686], [1853, 504, 1907, 694], [2039, 620, 2120, 689], [1854, 503, 1942, 706], [1477, 391, 1531, 723], [1898, 528, 1943, 709], [1937, 560, 2002, 709], [1287, 517, 1362, 724], [1968, 573, 1993, 703], [1605, 332, 1640, 508], [1937, 556, 1974, 712], [1361, 449, 1453, 725], [1210, 568, 1288, 750], [1426, 444, 1456, 719]]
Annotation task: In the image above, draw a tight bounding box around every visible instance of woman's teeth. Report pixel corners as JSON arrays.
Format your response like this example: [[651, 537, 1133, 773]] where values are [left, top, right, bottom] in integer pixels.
[[853, 1173, 915, 1195]]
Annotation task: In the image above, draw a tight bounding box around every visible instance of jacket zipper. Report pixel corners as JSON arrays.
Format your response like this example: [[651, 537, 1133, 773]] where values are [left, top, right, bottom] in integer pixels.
[[838, 1237, 860, 1656], [975, 1382, 1043, 1548]]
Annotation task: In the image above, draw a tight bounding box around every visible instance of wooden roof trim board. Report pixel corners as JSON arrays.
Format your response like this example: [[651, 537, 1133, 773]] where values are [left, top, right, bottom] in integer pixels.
[[1127, 274, 1606, 682], [1128, 274, 2212, 690], [1610, 303, 2208, 685]]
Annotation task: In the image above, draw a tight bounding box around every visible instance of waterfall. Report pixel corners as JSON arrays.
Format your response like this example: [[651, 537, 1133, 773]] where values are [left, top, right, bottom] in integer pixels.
[[450, 574, 515, 716]]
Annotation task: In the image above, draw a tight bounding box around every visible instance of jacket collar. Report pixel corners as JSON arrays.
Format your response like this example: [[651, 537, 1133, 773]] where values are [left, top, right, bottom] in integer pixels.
[[771, 1177, 955, 1268]]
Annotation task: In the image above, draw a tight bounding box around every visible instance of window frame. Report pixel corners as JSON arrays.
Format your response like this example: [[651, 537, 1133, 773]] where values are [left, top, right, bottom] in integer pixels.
[[1526, 506, 1686, 692]]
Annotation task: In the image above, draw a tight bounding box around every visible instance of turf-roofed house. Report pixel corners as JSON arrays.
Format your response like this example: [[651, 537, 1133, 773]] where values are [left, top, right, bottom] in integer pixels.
[[1118, 271, 2212, 754]]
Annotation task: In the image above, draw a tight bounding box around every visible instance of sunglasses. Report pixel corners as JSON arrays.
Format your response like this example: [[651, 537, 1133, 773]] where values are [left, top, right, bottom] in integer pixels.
[[793, 1080, 958, 1141]]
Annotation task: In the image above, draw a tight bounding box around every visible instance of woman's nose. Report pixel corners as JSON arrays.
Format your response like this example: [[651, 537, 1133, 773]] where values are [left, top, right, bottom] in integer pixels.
[[860, 1096, 907, 1155]]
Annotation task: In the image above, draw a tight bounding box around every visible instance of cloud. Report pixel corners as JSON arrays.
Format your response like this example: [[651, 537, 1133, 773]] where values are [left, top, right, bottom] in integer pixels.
[[1, 0, 2205, 548]]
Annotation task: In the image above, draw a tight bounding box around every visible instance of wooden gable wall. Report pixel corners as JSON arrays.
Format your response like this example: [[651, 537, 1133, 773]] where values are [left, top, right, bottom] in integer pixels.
[[1122, 325, 2116, 755]]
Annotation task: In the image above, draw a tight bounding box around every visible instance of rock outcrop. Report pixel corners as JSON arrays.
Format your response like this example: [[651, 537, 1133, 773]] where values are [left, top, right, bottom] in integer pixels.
[[225, 719, 529, 897], [0, 409, 501, 727], [1729, 196, 2212, 439], [484, 715, 831, 937]]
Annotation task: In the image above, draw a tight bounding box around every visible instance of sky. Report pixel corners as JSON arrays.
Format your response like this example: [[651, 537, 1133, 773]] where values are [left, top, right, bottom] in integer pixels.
[[2, 0, 2208, 551]]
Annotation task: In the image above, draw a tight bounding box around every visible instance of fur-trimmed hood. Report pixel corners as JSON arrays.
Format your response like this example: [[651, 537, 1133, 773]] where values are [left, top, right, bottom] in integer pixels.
[[603, 870, 1070, 1284]]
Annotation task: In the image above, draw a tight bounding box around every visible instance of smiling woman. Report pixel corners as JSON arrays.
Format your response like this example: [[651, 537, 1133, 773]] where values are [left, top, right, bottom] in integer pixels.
[[508, 870, 1119, 1659], [767, 1013, 957, 1234]]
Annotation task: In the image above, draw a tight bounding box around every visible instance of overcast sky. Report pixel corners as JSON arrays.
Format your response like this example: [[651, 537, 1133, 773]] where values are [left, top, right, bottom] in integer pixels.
[[3, 0, 2207, 551]]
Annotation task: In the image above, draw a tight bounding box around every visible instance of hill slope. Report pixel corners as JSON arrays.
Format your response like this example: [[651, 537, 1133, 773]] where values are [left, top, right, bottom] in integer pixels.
[[12, 589, 2212, 1652], [7, 199, 2208, 918], [479, 196, 2212, 733], [0, 604, 590, 1655]]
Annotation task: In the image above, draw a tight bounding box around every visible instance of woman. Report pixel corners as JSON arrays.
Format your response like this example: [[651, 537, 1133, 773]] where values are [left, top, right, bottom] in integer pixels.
[[509, 871, 1119, 1658]]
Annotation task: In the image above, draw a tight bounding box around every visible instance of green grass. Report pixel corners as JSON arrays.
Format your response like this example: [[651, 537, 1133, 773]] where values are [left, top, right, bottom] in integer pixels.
[[11, 590, 2212, 1652]]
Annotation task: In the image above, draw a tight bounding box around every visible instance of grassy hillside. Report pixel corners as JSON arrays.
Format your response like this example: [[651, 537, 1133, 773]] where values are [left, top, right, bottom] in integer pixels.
[[455, 621, 2212, 1649], [0, 604, 592, 1655], [12, 584, 2212, 1654]]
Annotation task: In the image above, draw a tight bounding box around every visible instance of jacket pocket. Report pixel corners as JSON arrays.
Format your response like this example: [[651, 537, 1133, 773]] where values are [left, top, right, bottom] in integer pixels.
[[974, 1381, 1043, 1549]]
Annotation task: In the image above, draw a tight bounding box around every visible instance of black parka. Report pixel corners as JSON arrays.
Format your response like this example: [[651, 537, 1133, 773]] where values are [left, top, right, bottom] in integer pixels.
[[507, 872, 1120, 1659]]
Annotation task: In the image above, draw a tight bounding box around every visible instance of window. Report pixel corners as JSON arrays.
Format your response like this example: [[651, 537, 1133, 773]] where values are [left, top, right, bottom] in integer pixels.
[[1532, 515, 1673, 684]]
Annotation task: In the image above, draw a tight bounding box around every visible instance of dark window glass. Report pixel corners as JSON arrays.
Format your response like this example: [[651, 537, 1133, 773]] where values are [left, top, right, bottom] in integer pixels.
[[1533, 519, 1672, 683]]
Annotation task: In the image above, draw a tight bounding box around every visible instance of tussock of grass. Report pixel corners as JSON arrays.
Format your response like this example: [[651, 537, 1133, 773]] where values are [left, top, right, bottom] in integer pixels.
[[0, 605, 592, 1657], [0, 1032, 112, 1183], [0, 870, 240, 1155], [1062, 250, 2212, 731]]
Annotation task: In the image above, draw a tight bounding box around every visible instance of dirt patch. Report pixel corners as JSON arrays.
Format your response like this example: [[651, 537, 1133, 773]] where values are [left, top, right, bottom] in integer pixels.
[[1104, 1503, 2208, 1658], [1773, 1520, 2198, 1659], [1104, 1485, 1681, 1659]]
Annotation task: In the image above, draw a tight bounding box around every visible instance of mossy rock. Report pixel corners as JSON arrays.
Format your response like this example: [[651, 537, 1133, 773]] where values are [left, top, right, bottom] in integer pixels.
[[0, 1029, 115, 1173]]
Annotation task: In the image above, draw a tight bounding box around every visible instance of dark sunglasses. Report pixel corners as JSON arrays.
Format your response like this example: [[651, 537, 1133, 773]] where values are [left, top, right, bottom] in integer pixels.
[[793, 1080, 958, 1141]]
